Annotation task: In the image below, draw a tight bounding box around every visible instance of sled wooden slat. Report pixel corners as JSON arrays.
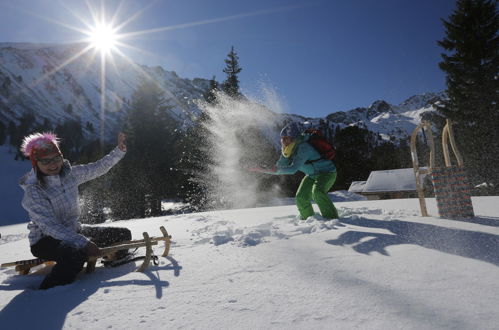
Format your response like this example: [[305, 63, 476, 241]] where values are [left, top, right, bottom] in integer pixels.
[[1, 258, 45, 268], [103, 226, 171, 258], [136, 232, 153, 272], [98, 240, 158, 255], [1, 226, 172, 275], [159, 226, 172, 257], [410, 121, 435, 217]]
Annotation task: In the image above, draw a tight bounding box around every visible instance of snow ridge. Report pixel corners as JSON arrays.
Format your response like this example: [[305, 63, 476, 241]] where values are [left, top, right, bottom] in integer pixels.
[[1, 42, 445, 143], [0, 43, 208, 140]]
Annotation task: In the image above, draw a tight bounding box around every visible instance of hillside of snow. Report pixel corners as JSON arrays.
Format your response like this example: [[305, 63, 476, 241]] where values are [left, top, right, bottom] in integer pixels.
[[0, 42, 208, 139], [1, 196, 498, 329], [0, 145, 31, 225], [1, 42, 445, 144]]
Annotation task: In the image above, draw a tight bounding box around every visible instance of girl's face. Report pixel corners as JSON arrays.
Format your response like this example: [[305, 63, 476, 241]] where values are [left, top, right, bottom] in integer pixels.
[[280, 136, 293, 147], [36, 152, 63, 176]]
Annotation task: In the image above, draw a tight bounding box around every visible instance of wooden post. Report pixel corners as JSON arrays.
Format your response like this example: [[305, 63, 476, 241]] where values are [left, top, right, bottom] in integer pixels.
[[410, 121, 435, 217], [442, 119, 464, 167], [136, 232, 153, 272], [159, 226, 172, 257]]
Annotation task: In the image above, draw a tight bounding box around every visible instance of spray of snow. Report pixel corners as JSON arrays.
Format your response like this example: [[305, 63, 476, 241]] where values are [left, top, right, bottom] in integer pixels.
[[196, 88, 284, 209]]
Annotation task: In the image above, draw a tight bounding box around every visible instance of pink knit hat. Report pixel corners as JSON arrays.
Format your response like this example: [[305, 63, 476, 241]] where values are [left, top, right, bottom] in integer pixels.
[[20, 132, 62, 168]]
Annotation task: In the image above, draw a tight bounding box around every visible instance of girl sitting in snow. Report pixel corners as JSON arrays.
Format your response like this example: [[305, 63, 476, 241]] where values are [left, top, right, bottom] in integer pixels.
[[20, 132, 131, 289], [253, 123, 339, 220]]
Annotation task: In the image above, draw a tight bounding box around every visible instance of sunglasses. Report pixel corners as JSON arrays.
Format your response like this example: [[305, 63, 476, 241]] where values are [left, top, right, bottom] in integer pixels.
[[37, 155, 63, 165]]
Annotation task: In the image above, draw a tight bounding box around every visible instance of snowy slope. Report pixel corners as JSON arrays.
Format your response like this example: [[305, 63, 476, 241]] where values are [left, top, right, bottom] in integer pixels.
[[0, 145, 31, 225], [1, 196, 498, 329], [0, 42, 209, 139]]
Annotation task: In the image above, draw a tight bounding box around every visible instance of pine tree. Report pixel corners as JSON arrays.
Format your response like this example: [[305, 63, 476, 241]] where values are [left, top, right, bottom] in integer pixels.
[[0, 121, 6, 145], [110, 80, 180, 219], [7, 121, 16, 146], [333, 126, 376, 190], [437, 0, 499, 190], [55, 119, 84, 161], [203, 76, 219, 104], [177, 117, 212, 210], [33, 118, 53, 133], [221, 46, 243, 98]]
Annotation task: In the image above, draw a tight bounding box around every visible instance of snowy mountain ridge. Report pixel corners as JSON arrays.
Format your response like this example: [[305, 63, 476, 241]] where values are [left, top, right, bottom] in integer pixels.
[[323, 91, 445, 141], [0, 42, 445, 142], [0, 42, 209, 139]]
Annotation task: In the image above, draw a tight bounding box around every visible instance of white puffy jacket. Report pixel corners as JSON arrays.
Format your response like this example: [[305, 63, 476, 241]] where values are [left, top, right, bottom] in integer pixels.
[[20, 147, 125, 249]]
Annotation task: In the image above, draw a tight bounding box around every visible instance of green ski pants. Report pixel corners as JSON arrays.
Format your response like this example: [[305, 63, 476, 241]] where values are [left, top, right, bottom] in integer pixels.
[[295, 172, 338, 220]]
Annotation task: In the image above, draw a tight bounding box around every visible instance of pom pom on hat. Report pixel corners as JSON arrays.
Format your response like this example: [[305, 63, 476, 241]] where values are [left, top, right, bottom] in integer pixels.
[[20, 132, 62, 168]]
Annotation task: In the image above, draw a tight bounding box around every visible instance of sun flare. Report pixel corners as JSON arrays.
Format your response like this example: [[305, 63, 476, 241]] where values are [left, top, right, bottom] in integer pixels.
[[24, 1, 286, 143], [88, 23, 118, 53]]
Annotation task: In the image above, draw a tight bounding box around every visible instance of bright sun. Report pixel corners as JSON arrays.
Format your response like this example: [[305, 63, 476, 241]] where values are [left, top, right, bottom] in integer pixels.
[[88, 24, 118, 53]]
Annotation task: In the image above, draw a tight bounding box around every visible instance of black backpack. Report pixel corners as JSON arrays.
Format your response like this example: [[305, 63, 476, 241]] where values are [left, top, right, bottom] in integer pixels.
[[303, 129, 336, 161]]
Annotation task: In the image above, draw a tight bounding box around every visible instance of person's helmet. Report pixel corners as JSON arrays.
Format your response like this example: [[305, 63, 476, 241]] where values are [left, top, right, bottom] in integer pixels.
[[280, 123, 300, 138]]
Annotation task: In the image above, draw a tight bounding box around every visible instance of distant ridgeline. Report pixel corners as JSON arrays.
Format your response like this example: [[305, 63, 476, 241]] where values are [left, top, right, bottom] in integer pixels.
[[0, 42, 449, 221]]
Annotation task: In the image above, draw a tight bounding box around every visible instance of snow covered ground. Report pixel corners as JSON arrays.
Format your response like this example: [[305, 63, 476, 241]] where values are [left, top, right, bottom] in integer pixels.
[[1, 196, 498, 329], [0, 145, 31, 225]]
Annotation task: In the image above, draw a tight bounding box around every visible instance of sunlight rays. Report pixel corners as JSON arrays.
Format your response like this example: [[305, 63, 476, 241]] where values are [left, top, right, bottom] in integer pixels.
[[119, 4, 306, 39], [4, 0, 304, 143], [6, 0, 303, 93], [20, 44, 94, 92]]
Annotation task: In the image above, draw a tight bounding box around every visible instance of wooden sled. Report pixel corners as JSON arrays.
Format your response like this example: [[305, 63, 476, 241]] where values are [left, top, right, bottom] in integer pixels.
[[0, 226, 172, 275], [410, 120, 474, 218]]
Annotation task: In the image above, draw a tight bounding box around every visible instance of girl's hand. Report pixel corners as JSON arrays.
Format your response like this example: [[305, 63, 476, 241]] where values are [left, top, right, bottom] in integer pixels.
[[118, 132, 127, 152]]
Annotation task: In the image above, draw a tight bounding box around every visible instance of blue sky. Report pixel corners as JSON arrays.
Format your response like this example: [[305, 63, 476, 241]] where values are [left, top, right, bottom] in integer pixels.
[[0, 0, 457, 117]]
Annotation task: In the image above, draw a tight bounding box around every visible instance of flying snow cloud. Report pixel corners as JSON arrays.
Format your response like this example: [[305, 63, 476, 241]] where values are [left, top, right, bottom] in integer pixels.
[[196, 88, 285, 209]]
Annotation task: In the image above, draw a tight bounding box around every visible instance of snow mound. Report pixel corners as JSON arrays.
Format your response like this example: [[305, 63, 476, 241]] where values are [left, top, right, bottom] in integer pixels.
[[188, 213, 344, 248], [191, 221, 275, 247], [289, 214, 340, 234]]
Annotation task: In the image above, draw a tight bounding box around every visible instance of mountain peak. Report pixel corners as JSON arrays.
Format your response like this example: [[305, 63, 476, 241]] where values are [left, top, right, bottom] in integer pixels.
[[397, 91, 446, 111], [367, 100, 392, 117]]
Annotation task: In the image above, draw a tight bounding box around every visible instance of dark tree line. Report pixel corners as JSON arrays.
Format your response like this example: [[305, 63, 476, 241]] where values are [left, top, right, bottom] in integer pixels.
[[2, 112, 84, 161], [437, 0, 498, 192]]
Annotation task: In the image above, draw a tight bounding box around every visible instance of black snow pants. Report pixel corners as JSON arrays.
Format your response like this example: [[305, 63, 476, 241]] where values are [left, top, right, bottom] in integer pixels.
[[31, 226, 131, 290]]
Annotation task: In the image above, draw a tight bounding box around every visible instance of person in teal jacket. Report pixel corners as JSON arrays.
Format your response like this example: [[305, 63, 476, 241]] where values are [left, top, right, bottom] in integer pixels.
[[262, 123, 339, 220]]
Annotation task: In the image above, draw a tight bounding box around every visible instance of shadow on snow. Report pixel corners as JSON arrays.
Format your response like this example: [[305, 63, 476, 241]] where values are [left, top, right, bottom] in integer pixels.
[[326, 217, 499, 267], [0, 256, 181, 330]]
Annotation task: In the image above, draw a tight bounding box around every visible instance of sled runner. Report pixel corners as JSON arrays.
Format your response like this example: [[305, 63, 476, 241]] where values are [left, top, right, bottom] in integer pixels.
[[0, 226, 172, 275]]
